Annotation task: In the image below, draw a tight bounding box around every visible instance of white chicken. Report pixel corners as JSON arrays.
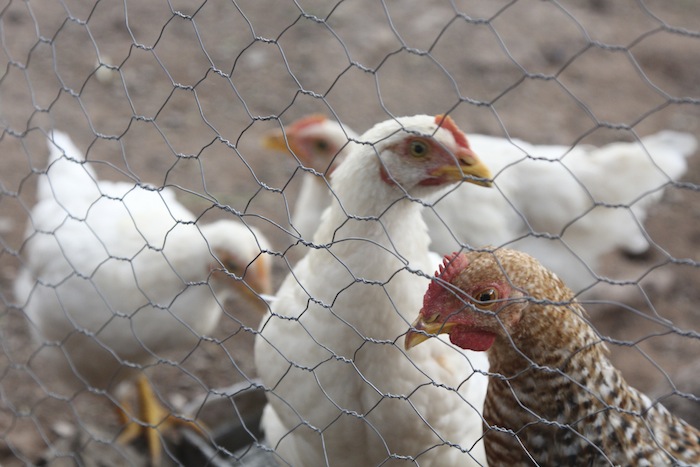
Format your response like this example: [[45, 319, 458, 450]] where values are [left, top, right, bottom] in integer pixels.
[[255, 115, 492, 466], [14, 130, 273, 464], [266, 115, 696, 293], [263, 114, 358, 240], [427, 131, 696, 292]]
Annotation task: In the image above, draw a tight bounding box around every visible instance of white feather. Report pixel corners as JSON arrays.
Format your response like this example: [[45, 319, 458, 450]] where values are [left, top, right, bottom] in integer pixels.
[[15, 131, 271, 392], [426, 131, 696, 291], [272, 117, 696, 293], [256, 115, 489, 467]]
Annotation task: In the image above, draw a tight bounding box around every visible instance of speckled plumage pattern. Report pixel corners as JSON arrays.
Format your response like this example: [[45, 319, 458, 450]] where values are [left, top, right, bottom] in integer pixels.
[[419, 248, 700, 466]]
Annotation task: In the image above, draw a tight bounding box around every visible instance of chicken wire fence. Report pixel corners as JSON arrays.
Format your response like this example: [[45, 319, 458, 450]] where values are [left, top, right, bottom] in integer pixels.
[[0, 0, 699, 465]]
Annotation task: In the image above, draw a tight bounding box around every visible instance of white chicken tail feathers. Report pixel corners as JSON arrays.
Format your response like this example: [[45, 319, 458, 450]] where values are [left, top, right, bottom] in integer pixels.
[[580, 130, 696, 257], [579, 131, 696, 200], [47, 130, 87, 164], [639, 130, 697, 180], [642, 131, 698, 158], [39, 130, 99, 204]]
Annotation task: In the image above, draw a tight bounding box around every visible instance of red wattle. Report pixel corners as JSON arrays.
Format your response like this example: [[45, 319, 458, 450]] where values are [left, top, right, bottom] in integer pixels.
[[448, 326, 496, 352]]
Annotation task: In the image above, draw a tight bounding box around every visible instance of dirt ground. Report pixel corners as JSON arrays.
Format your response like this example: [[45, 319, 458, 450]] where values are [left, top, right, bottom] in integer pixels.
[[0, 0, 699, 465]]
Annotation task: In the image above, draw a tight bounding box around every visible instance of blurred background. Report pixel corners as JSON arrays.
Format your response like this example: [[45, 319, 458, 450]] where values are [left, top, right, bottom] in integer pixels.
[[0, 0, 699, 464]]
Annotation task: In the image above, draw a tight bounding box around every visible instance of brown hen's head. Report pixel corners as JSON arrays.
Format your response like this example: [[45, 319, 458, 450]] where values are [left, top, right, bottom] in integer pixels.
[[405, 248, 573, 352]]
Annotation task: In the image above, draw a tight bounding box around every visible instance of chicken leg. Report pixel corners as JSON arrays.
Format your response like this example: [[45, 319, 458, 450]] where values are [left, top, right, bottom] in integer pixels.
[[116, 375, 206, 466]]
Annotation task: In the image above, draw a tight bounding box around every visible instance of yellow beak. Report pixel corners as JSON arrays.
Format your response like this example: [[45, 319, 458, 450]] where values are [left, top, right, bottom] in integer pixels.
[[263, 129, 315, 169], [432, 147, 493, 188], [404, 315, 456, 350], [262, 130, 289, 153]]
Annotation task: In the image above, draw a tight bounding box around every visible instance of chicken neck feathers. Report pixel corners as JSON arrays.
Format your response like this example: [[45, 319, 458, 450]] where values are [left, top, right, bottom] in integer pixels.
[[255, 116, 489, 466], [426, 249, 700, 466]]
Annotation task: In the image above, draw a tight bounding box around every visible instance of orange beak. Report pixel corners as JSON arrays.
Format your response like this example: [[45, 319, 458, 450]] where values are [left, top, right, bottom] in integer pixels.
[[238, 254, 273, 313]]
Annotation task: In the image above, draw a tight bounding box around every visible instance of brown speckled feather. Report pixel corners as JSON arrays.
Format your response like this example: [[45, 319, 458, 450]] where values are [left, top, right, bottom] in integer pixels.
[[419, 248, 700, 466]]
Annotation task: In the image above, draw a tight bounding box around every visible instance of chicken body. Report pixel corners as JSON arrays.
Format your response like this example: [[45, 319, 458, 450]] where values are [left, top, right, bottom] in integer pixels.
[[406, 249, 700, 466], [266, 116, 696, 292], [427, 132, 696, 292], [15, 131, 272, 394], [255, 115, 491, 466]]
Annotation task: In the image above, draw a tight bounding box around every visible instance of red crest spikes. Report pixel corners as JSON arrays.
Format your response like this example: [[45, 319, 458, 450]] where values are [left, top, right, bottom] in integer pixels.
[[435, 115, 471, 151], [423, 252, 470, 310], [438, 252, 469, 282]]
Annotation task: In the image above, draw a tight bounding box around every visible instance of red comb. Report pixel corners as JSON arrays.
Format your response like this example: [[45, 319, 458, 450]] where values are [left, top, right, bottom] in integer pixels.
[[288, 114, 328, 133], [437, 252, 469, 282], [423, 252, 469, 309], [435, 115, 471, 151]]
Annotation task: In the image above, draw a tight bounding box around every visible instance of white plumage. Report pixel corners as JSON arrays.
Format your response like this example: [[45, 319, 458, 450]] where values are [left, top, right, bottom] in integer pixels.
[[267, 116, 696, 293], [14, 131, 272, 452], [263, 115, 357, 241], [426, 131, 696, 292], [255, 115, 491, 466]]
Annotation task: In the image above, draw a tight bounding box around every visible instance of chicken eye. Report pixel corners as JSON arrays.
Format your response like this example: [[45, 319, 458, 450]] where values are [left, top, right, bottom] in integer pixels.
[[223, 260, 239, 273], [313, 139, 330, 153], [475, 288, 498, 305], [409, 139, 429, 158]]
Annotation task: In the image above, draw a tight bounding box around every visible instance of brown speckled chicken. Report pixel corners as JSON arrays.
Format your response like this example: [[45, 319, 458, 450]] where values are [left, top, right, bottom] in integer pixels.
[[405, 248, 700, 466]]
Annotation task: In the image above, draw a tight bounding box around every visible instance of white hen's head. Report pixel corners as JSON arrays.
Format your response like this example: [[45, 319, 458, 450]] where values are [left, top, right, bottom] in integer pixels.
[[263, 114, 357, 176], [199, 220, 273, 307], [348, 114, 492, 199]]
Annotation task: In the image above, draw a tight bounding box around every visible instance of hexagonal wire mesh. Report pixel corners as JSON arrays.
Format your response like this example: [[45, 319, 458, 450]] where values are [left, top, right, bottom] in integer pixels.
[[0, 0, 699, 465]]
